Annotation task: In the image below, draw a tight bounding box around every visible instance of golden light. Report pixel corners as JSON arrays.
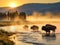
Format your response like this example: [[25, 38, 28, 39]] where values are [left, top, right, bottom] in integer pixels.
[[10, 26, 16, 32], [9, 3, 17, 8]]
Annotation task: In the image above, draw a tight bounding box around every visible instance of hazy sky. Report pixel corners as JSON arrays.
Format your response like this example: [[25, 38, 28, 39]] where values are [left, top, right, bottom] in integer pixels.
[[0, 0, 60, 7]]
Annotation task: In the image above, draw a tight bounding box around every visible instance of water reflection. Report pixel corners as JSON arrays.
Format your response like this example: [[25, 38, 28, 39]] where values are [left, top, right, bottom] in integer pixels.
[[0, 25, 58, 45], [23, 41, 46, 45], [42, 34, 56, 41], [15, 32, 46, 45], [14, 32, 57, 45]]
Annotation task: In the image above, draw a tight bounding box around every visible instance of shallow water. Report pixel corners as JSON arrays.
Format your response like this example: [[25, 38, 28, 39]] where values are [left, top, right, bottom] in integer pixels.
[[10, 32, 60, 45], [0, 22, 60, 45]]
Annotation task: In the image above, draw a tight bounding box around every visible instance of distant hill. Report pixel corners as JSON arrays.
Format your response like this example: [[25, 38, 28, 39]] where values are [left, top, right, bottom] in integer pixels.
[[0, 2, 60, 15]]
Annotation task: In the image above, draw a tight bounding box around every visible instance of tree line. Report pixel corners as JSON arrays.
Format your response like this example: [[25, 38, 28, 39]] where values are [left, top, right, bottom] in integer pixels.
[[0, 11, 26, 21]]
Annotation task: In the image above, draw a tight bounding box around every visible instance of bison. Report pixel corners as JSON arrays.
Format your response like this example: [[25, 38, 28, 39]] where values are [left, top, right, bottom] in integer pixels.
[[31, 25, 39, 32], [42, 24, 56, 36]]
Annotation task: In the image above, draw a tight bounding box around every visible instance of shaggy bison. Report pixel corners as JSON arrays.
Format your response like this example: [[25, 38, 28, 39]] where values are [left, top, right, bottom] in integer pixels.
[[31, 25, 39, 32], [42, 24, 56, 35]]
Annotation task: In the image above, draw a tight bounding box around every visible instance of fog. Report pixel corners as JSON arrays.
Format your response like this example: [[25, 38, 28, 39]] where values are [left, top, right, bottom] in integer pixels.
[[26, 12, 60, 22], [0, 12, 60, 33]]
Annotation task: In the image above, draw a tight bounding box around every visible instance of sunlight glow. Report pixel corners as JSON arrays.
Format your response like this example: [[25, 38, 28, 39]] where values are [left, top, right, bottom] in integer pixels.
[[9, 3, 17, 8]]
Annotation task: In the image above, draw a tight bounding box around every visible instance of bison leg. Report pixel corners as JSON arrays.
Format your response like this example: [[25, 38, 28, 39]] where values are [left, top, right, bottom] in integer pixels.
[[45, 30, 50, 36], [52, 30, 55, 35]]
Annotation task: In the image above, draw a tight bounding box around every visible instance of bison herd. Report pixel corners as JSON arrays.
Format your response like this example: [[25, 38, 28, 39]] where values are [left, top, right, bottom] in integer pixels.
[[30, 24, 57, 36]]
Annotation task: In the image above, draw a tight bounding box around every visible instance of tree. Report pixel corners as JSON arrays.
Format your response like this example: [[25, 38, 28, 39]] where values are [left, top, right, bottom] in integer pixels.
[[19, 12, 26, 21], [7, 11, 18, 21], [0, 12, 3, 20], [0, 12, 7, 20]]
